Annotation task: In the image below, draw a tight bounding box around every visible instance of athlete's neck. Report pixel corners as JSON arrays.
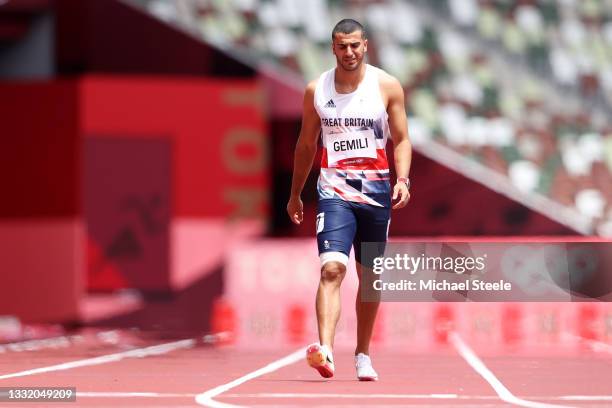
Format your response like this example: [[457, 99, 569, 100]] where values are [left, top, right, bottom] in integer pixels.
[[334, 63, 367, 94]]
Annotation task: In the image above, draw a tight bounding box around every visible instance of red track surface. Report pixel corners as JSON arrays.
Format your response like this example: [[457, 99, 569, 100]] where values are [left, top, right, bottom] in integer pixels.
[[0, 328, 611, 407]]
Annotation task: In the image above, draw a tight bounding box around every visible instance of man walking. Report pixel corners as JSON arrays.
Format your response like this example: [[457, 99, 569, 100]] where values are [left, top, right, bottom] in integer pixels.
[[287, 18, 412, 381]]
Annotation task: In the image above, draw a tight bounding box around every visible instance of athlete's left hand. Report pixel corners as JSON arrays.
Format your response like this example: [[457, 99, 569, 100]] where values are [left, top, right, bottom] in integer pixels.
[[392, 183, 410, 209]]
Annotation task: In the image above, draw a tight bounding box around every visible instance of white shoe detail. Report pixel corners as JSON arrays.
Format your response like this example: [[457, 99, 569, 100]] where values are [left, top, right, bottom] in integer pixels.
[[355, 353, 378, 381]]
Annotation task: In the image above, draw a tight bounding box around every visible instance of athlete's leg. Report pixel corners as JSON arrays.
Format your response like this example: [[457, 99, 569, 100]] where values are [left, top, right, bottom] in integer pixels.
[[352, 203, 390, 357], [355, 261, 380, 355], [315, 199, 356, 351], [317, 260, 346, 349]]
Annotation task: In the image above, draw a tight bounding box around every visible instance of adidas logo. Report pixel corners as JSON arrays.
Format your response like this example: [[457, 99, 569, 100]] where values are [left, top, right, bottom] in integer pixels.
[[324, 99, 336, 108]]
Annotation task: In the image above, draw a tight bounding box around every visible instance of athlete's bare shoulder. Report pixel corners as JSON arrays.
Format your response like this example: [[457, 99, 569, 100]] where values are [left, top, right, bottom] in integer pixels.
[[372, 66, 403, 106], [376, 68, 402, 94], [305, 78, 318, 95], [302, 78, 320, 117]]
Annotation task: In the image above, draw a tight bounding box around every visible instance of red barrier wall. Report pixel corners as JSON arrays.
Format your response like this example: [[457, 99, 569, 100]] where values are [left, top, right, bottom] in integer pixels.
[[0, 77, 268, 321], [0, 81, 80, 217], [0, 81, 82, 322], [0, 221, 83, 323], [81, 76, 268, 220], [80, 77, 268, 291]]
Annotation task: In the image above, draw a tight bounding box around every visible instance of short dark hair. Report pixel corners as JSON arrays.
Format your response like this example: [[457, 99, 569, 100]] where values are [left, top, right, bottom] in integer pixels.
[[332, 19, 366, 41]]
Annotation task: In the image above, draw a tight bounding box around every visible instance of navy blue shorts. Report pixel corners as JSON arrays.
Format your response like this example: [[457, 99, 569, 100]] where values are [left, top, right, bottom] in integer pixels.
[[316, 198, 390, 267]]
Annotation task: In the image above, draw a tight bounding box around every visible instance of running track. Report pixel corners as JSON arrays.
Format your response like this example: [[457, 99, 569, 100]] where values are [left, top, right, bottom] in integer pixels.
[[0, 327, 611, 407]]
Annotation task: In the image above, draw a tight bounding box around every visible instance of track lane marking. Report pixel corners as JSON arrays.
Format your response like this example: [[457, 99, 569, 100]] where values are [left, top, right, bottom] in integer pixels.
[[221, 393, 612, 401], [558, 396, 612, 401], [195, 347, 306, 408], [0, 330, 126, 354], [450, 332, 575, 408], [225, 393, 460, 399], [78, 392, 197, 398], [0, 338, 195, 380], [72, 391, 612, 402]]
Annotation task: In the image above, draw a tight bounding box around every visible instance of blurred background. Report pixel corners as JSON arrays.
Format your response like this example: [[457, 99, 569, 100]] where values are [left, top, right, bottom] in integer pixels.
[[0, 0, 610, 347]]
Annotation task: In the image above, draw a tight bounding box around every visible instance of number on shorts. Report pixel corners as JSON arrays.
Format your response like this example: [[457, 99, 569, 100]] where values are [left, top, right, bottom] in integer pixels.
[[316, 212, 325, 234]]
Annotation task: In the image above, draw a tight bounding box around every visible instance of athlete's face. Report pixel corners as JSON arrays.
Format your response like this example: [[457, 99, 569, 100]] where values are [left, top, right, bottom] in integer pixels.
[[332, 31, 367, 71]]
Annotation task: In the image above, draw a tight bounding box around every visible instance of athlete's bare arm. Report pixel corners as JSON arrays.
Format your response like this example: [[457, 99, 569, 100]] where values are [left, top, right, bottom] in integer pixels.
[[287, 80, 322, 225], [380, 72, 412, 209]]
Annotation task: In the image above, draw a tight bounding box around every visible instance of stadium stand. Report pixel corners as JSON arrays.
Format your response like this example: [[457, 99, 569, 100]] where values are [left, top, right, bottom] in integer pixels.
[[427, 0, 612, 109], [132, 0, 612, 236]]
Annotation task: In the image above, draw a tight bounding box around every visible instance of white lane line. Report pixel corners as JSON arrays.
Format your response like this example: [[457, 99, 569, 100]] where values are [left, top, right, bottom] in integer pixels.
[[78, 392, 197, 398], [222, 393, 612, 402], [559, 396, 612, 401], [73, 391, 612, 402], [0, 330, 125, 354], [0, 339, 195, 380], [225, 393, 459, 399], [449, 332, 575, 408], [195, 347, 306, 408]]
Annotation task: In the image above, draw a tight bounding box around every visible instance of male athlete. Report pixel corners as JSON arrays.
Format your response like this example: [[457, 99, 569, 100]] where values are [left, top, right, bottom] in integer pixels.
[[287, 19, 412, 381]]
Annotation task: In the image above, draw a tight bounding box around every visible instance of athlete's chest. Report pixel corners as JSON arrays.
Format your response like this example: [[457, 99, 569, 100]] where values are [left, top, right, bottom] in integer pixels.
[[318, 93, 385, 123]]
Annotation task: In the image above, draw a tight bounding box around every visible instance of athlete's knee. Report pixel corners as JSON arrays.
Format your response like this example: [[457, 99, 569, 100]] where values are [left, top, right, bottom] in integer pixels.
[[320, 261, 346, 283]]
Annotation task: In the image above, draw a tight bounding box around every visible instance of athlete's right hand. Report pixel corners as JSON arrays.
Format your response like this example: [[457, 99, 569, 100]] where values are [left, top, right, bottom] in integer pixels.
[[287, 196, 304, 225]]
